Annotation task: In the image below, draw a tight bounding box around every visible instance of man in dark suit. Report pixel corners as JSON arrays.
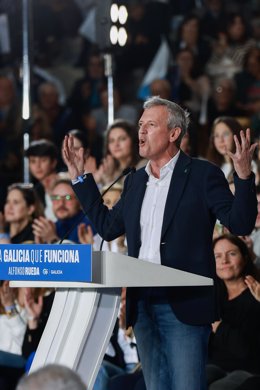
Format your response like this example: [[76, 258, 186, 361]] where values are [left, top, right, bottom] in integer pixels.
[[63, 97, 257, 390]]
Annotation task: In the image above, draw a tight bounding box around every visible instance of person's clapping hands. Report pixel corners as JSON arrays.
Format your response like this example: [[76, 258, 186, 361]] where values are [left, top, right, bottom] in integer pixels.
[[211, 320, 222, 333], [32, 217, 58, 244], [93, 154, 116, 184], [0, 281, 15, 308], [77, 223, 94, 244], [245, 275, 260, 302], [24, 288, 43, 329]]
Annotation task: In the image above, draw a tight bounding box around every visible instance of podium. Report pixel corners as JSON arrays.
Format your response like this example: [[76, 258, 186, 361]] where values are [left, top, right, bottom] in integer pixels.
[[11, 251, 213, 389]]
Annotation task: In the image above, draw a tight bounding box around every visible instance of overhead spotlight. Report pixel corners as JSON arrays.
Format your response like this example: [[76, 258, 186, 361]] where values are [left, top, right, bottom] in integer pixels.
[[118, 27, 127, 46], [118, 5, 128, 25], [110, 25, 118, 45], [109, 2, 128, 47], [110, 3, 119, 23]]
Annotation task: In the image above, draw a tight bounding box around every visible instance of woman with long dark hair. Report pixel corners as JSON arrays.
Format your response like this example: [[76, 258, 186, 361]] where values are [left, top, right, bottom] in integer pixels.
[[207, 234, 260, 390], [94, 119, 145, 186], [206, 116, 257, 182]]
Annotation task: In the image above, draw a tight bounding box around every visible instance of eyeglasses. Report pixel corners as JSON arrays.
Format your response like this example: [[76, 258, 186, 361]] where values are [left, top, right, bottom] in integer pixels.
[[50, 194, 75, 201]]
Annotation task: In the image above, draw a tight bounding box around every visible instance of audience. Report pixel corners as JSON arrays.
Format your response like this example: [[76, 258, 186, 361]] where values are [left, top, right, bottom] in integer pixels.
[[35, 82, 74, 149], [206, 12, 255, 81], [67, 49, 106, 117], [172, 14, 212, 70], [0, 283, 53, 390], [0, 282, 27, 389], [168, 47, 211, 116], [206, 78, 244, 127], [149, 79, 172, 100], [234, 46, 260, 138], [91, 88, 139, 136]]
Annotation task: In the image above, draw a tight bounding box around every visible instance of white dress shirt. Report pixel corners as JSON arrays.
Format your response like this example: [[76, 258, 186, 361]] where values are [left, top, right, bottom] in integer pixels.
[[139, 151, 180, 264]]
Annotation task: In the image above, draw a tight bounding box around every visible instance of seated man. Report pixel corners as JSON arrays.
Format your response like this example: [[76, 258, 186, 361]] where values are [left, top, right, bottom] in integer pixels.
[[32, 178, 95, 243], [25, 139, 60, 221]]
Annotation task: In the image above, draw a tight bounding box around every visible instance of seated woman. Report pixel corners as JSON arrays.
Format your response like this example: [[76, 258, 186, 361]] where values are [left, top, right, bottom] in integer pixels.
[[207, 234, 260, 390], [0, 282, 48, 390], [0, 182, 44, 244]]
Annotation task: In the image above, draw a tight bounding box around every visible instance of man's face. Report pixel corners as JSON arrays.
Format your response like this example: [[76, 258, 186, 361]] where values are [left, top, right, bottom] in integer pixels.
[[39, 84, 59, 110], [29, 156, 57, 181], [51, 183, 80, 220], [138, 106, 175, 162]]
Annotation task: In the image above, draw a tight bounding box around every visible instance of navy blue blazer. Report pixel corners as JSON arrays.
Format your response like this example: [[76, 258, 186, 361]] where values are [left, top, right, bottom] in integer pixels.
[[73, 151, 257, 326]]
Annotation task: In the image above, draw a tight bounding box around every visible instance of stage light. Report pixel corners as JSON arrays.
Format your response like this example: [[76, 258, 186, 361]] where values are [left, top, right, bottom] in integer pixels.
[[110, 25, 118, 45], [109, 2, 128, 47], [96, 1, 128, 50], [110, 3, 119, 23], [118, 5, 128, 25], [118, 27, 127, 46]]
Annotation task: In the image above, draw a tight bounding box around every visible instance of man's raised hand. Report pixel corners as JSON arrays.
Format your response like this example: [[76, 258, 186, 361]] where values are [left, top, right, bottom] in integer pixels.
[[226, 128, 257, 179], [62, 135, 85, 180]]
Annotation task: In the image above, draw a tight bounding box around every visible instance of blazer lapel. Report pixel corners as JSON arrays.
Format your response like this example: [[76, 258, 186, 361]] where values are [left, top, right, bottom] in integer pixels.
[[161, 151, 191, 238]]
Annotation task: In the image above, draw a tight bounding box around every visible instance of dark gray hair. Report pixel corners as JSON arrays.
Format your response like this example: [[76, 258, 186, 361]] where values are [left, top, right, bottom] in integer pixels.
[[16, 364, 86, 390], [143, 96, 190, 147]]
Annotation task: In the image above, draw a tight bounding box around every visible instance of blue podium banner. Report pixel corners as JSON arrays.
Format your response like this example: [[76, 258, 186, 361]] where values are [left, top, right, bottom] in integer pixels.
[[0, 244, 92, 282]]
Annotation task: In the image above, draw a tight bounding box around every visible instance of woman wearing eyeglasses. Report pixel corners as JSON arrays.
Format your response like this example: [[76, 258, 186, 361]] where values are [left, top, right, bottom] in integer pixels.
[[0, 183, 44, 244]]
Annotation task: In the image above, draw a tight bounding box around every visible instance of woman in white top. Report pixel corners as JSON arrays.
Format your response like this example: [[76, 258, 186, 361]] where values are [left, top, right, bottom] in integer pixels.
[[0, 282, 28, 359]]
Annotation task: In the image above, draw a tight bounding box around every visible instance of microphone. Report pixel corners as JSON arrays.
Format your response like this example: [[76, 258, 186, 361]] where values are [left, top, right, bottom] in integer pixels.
[[59, 167, 136, 244], [99, 167, 136, 251]]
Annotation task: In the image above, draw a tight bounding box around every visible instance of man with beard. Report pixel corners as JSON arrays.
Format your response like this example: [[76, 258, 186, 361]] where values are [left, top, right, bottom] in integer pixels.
[[32, 178, 95, 244]]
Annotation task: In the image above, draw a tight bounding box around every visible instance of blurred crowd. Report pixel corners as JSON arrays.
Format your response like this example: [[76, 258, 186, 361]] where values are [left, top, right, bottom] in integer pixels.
[[0, 0, 260, 389]]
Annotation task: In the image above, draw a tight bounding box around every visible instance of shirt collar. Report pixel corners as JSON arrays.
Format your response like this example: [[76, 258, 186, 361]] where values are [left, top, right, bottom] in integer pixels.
[[145, 150, 180, 179]]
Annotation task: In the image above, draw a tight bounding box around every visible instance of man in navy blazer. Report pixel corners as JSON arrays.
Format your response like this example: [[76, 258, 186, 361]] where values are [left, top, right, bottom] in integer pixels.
[[63, 97, 257, 390]]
